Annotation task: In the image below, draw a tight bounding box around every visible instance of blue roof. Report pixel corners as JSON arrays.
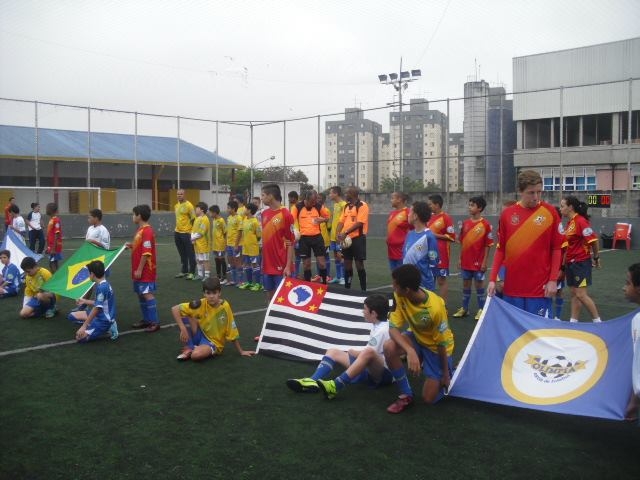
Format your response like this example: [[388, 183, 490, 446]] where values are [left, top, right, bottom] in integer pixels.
[[0, 125, 240, 167]]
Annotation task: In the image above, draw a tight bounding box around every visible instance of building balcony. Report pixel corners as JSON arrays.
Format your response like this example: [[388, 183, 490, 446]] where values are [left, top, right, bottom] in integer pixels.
[[514, 143, 640, 168]]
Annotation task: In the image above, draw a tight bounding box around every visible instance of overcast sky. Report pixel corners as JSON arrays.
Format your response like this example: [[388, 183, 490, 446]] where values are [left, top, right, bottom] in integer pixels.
[[1, 0, 639, 186]]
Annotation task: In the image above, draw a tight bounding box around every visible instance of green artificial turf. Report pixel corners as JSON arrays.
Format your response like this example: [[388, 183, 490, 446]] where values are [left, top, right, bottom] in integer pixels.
[[1, 237, 639, 479]]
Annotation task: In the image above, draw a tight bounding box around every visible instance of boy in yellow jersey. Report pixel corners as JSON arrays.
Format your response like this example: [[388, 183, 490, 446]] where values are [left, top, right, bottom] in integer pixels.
[[235, 194, 248, 220], [236, 203, 262, 291], [208, 205, 227, 284], [190, 202, 211, 281], [174, 189, 196, 280], [173, 277, 255, 361], [225, 200, 242, 286], [19, 256, 57, 318], [384, 264, 454, 413], [328, 186, 347, 284]]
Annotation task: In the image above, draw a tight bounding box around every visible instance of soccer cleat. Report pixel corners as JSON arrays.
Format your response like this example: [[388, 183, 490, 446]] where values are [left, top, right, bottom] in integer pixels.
[[338, 278, 345, 285], [145, 323, 160, 333], [238, 282, 251, 290], [131, 321, 151, 329], [192, 275, 204, 281], [475, 309, 483, 321], [310, 274, 321, 282], [452, 307, 468, 318], [176, 347, 193, 361], [386, 395, 414, 414], [44, 307, 58, 319], [249, 283, 263, 292], [175, 272, 187, 278], [328, 277, 340, 284], [185, 273, 195, 280], [226, 282, 237, 287], [220, 279, 229, 285], [286, 378, 320, 393], [317, 379, 337, 400]]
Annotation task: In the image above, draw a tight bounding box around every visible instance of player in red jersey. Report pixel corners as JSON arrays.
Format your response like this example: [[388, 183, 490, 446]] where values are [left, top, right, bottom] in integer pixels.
[[386, 192, 412, 272], [260, 184, 295, 300], [559, 196, 601, 323], [488, 170, 563, 316], [452, 196, 494, 320], [45, 202, 63, 272], [127, 204, 159, 333], [427, 194, 456, 302]]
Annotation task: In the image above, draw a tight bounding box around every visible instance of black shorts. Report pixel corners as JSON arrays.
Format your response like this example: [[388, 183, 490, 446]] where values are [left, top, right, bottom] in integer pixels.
[[566, 259, 592, 288], [342, 235, 366, 261], [299, 234, 326, 258]]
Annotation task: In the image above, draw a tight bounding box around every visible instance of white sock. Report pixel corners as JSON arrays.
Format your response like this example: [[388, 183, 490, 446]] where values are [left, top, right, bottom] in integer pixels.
[[569, 318, 578, 323], [593, 317, 602, 323]]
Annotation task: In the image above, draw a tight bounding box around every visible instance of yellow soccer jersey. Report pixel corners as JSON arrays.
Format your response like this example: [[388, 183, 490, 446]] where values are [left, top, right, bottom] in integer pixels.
[[226, 213, 242, 247], [174, 200, 195, 233], [240, 217, 261, 257], [320, 206, 331, 246], [237, 205, 247, 220], [210, 216, 227, 252], [179, 299, 239, 353], [24, 267, 52, 297], [331, 200, 347, 242], [389, 289, 454, 356], [192, 214, 210, 254]]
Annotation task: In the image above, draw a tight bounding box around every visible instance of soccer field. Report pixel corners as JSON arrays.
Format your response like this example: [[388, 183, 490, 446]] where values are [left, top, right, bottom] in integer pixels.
[[1, 237, 639, 479]]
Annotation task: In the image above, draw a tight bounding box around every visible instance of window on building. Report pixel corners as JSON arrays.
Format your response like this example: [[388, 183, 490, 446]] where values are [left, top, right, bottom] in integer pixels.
[[620, 110, 640, 143], [523, 119, 552, 148], [632, 175, 640, 189], [564, 116, 579, 147]]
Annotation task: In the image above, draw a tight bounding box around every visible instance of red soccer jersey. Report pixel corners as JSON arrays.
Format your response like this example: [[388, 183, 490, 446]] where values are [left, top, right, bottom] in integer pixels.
[[46, 215, 63, 253], [261, 207, 295, 275], [428, 212, 455, 269], [131, 224, 156, 282], [563, 214, 597, 263], [495, 201, 563, 298], [386, 207, 412, 261], [460, 217, 494, 271]]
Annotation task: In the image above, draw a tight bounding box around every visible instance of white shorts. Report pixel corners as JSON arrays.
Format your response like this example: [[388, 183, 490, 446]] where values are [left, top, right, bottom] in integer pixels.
[[195, 252, 209, 262]]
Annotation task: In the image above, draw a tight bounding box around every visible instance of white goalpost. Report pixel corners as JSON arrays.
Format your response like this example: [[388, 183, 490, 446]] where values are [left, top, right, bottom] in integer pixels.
[[0, 186, 102, 213]]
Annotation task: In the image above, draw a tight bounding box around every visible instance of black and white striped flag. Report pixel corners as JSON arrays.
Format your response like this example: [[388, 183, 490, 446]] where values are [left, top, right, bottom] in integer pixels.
[[256, 278, 373, 362]]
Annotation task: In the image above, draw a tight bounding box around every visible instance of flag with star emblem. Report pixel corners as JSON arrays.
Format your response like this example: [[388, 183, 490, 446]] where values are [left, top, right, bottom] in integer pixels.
[[256, 277, 374, 362], [43, 242, 126, 299]]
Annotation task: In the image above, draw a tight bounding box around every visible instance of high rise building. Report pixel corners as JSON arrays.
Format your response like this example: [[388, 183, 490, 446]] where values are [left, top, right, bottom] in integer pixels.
[[448, 133, 464, 191], [325, 108, 383, 191]]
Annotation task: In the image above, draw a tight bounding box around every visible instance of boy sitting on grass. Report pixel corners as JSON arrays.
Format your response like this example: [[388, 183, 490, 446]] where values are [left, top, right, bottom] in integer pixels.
[[19, 256, 57, 318], [0, 249, 21, 298], [286, 293, 393, 399], [625, 262, 640, 421], [70, 260, 119, 342], [172, 277, 255, 361]]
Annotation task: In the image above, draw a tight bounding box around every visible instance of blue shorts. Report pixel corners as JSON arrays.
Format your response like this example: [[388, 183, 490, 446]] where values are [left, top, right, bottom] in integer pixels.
[[388, 258, 403, 271], [461, 269, 485, 281], [133, 281, 157, 295], [566, 259, 592, 288], [346, 353, 394, 387], [49, 253, 63, 262], [78, 318, 113, 343], [329, 241, 342, 253], [242, 255, 259, 265], [183, 320, 218, 354], [0, 290, 18, 298], [26, 295, 56, 316], [497, 265, 506, 282], [226, 246, 241, 257], [405, 332, 453, 380], [503, 296, 551, 317], [263, 274, 284, 292], [434, 268, 449, 278]]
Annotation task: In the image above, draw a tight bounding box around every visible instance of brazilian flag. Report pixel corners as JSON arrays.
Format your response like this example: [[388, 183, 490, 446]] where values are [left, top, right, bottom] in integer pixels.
[[42, 242, 126, 299]]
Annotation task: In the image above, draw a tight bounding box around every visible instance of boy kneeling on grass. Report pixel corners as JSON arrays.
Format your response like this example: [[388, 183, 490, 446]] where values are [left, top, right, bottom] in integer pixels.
[[69, 260, 119, 342], [173, 277, 255, 361], [285, 293, 393, 399], [0, 249, 21, 298], [19, 256, 57, 319]]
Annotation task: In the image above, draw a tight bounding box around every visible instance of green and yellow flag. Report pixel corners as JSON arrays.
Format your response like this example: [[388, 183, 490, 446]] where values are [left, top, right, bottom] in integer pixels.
[[43, 242, 126, 299]]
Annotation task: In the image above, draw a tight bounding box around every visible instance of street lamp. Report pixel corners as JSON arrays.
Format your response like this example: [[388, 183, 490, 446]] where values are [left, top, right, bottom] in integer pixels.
[[250, 155, 275, 197], [378, 58, 421, 192]]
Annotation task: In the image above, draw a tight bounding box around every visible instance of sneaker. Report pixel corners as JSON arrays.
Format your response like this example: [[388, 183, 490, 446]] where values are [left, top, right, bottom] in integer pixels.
[[192, 275, 204, 281], [131, 321, 150, 329], [44, 307, 58, 319], [452, 307, 468, 318], [474, 309, 482, 321], [176, 347, 193, 361], [249, 283, 263, 292], [386, 395, 414, 414], [310, 274, 321, 282], [285, 378, 320, 393], [328, 277, 341, 284], [238, 282, 251, 290], [338, 278, 345, 285], [317, 379, 337, 399], [220, 279, 229, 285], [109, 322, 119, 340], [185, 273, 195, 280], [145, 323, 160, 333], [226, 282, 237, 287], [175, 273, 187, 278]]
